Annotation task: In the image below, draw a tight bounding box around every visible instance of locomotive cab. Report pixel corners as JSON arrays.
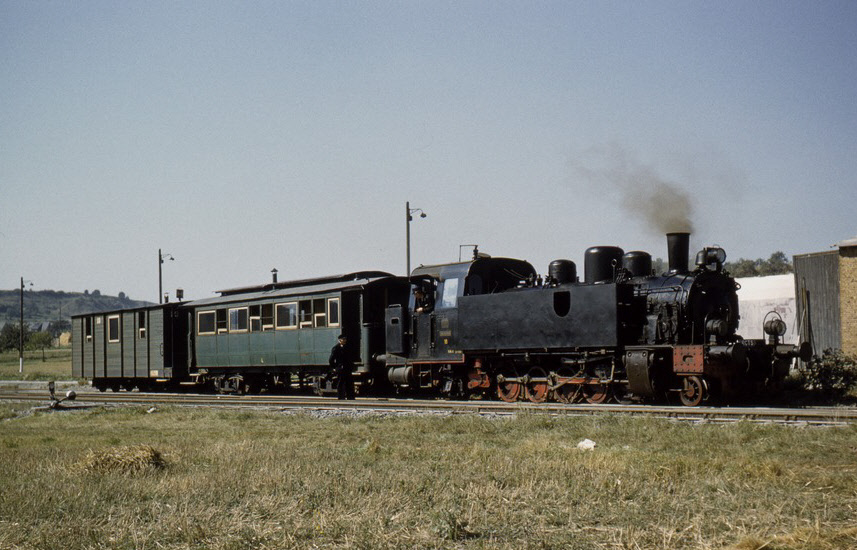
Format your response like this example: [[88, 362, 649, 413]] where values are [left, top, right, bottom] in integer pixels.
[[384, 257, 537, 387]]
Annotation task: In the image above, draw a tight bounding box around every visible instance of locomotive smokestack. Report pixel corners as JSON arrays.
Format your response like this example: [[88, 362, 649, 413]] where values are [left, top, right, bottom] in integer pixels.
[[666, 232, 690, 274]]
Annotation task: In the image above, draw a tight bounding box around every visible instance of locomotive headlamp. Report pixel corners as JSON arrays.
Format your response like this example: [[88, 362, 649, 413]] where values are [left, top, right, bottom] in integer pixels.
[[764, 318, 787, 337], [696, 247, 727, 267], [711, 248, 726, 264]]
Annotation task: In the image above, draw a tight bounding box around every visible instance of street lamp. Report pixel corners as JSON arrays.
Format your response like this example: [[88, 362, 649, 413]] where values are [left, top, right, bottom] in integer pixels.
[[19, 277, 32, 374], [159, 249, 175, 304], [406, 201, 427, 277]]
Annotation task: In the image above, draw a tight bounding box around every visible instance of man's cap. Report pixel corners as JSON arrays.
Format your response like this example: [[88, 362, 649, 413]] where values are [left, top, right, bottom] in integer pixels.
[[338, 334, 346, 339]]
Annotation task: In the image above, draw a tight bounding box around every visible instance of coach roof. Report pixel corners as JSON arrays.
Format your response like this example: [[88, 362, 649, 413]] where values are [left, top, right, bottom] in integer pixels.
[[187, 271, 399, 308]]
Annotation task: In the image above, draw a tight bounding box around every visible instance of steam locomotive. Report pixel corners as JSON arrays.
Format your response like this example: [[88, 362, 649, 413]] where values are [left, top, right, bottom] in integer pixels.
[[72, 232, 810, 405]]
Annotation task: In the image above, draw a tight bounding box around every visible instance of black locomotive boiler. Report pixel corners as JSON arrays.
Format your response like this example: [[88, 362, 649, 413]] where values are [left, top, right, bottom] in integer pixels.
[[383, 233, 811, 405]]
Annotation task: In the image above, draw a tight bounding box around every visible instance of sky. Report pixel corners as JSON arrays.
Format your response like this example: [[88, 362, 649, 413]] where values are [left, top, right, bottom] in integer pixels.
[[2, 1, 856, 302]]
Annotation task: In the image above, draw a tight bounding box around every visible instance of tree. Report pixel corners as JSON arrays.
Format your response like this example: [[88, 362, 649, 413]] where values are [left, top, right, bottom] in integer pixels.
[[0, 323, 31, 353], [725, 251, 793, 278], [27, 331, 53, 352], [726, 258, 759, 277], [758, 251, 793, 276]]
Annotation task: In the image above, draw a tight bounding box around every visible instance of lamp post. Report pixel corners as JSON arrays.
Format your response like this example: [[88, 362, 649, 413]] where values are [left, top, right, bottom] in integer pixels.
[[406, 201, 427, 277], [159, 249, 174, 304], [19, 277, 32, 374]]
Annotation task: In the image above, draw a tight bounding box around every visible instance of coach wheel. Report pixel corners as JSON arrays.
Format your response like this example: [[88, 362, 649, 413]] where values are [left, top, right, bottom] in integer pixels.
[[583, 383, 609, 404], [496, 370, 522, 402], [227, 375, 246, 395], [110, 382, 121, 393], [680, 376, 707, 407], [524, 367, 550, 403]]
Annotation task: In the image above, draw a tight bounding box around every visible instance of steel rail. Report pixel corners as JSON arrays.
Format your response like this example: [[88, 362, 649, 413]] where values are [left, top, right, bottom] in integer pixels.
[[2, 388, 856, 426]]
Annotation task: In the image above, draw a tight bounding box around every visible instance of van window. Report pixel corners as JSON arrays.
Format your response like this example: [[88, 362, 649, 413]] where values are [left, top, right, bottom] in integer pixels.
[[107, 315, 120, 343]]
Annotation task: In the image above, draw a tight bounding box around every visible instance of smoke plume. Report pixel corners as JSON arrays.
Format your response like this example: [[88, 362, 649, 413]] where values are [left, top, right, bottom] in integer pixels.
[[571, 143, 694, 234]]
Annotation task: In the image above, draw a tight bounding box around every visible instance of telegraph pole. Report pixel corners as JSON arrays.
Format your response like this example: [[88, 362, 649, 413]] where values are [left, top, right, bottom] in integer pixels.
[[19, 277, 24, 373]]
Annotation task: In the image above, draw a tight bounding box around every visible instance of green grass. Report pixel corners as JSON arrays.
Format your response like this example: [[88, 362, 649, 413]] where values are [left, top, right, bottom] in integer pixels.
[[0, 348, 72, 381], [1, 408, 855, 549]]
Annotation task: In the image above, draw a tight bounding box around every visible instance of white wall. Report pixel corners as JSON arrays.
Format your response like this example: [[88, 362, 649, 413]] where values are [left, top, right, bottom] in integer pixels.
[[735, 274, 797, 344]]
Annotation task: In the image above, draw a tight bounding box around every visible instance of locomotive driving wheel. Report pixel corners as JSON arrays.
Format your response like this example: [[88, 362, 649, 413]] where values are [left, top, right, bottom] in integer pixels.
[[554, 367, 579, 404], [496, 368, 522, 402], [524, 367, 550, 403], [679, 375, 707, 407], [583, 383, 610, 404]]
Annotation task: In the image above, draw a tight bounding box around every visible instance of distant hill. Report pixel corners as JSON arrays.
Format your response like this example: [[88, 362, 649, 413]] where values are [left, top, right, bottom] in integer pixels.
[[0, 289, 153, 327]]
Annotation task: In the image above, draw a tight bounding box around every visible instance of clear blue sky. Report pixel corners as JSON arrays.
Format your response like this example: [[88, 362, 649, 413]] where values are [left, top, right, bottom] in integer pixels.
[[3, 1, 855, 301]]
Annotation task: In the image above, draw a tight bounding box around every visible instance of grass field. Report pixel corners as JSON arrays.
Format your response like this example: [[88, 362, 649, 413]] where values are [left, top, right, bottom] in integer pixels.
[[1, 406, 855, 549], [0, 348, 73, 381]]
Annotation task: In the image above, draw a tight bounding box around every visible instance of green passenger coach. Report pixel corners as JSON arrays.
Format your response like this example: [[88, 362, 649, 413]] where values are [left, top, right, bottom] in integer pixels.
[[71, 271, 409, 394], [188, 271, 409, 394]]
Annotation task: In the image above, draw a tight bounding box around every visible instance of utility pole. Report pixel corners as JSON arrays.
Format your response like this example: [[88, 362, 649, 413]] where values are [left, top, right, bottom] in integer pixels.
[[406, 201, 427, 278], [19, 277, 25, 373], [159, 249, 174, 304]]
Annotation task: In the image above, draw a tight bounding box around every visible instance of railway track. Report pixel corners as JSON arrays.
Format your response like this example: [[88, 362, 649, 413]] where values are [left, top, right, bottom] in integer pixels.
[[2, 385, 856, 426]]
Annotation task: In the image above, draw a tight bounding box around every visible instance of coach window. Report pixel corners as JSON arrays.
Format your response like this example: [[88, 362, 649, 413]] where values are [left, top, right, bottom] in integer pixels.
[[138, 311, 147, 339], [249, 305, 262, 332], [328, 298, 340, 327], [85, 317, 93, 342], [313, 298, 327, 327], [107, 315, 121, 343], [276, 302, 298, 329], [229, 308, 249, 332], [261, 304, 274, 331], [216, 309, 228, 333], [299, 300, 313, 328], [198, 311, 216, 335]]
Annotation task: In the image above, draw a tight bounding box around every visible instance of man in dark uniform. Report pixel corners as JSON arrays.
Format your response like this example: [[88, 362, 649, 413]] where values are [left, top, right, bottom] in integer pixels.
[[329, 334, 355, 400]]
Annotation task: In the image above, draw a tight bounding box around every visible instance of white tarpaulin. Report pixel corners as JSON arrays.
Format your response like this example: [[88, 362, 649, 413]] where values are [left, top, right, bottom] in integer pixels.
[[735, 274, 797, 344]]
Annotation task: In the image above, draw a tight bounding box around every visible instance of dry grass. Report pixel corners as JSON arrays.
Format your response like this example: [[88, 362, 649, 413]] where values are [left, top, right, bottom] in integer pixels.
[[77, 444, 166, 474], [1, 407, 856, 549]]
